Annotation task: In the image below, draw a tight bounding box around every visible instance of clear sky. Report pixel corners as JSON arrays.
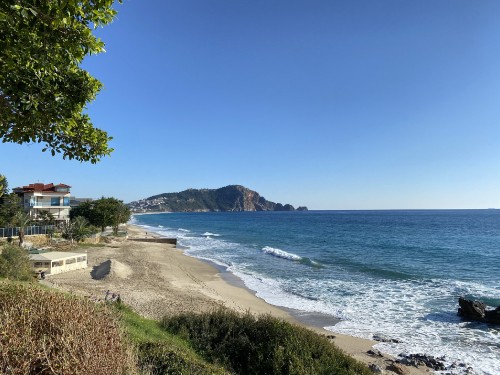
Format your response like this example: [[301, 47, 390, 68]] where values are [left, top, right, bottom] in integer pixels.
[[2, 0, 500, 209]]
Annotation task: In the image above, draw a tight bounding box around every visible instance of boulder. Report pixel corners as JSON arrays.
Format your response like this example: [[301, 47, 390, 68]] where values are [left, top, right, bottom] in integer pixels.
[[458, 297, 500, 324]]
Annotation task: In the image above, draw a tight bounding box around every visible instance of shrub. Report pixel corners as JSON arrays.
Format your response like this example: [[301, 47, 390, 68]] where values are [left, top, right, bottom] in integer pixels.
[[161, 309, 372, 375], [137, 342, 229, 375], [0, 282, 136, 375], [0, 245, 34, 281], [114, 304, 229, 375]]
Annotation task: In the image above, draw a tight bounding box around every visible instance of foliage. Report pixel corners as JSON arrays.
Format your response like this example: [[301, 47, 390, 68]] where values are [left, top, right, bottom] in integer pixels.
[[162, 309, 373, 375], [11, 211, 31, 246], [0, 282, 136, 374], [114, 304, 229, 375], [71, 197, 130, 232], [0, 174, 7, 197], [37, 210, 55, 225], [0, 0, 121, 163], [61, 216, 98, 243], [0, 245, 33, 281], [0, 192, 22, 227]]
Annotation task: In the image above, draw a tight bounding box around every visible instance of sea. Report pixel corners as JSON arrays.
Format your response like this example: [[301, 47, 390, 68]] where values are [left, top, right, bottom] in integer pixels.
[[131, 210, 500, 375]]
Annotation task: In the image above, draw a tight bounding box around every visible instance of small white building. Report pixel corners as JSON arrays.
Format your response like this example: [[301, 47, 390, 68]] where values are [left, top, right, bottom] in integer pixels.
[[29, 251, 87, 275]]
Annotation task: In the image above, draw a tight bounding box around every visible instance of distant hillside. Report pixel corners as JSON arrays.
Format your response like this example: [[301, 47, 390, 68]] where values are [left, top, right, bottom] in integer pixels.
[[128, 185, 308, 213]]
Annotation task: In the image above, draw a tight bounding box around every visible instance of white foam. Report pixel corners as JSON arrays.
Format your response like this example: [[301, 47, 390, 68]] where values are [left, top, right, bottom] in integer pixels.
[[262, 246, 302, 261], [132, 218, 500, 375], [203, 232, 221, 237]]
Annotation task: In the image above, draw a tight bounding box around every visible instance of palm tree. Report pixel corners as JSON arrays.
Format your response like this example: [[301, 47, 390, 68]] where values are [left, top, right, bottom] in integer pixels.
[[13, 211, 31, 247]]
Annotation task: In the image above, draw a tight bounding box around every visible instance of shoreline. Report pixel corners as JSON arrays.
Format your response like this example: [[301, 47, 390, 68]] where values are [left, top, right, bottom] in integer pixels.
[[47, 224, 429, 375]]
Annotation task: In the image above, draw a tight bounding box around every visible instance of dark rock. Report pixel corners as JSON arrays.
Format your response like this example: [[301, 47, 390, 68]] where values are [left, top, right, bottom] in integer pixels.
[[296, 206, 308, 211], [373, 334, 402, 343], [458, 297, 500, 324], [367, 349, 384, 357], [485, 306, 500, 324], [368, 363, 383, 373], [458, 297, 486, 320], [386, 362, 407, 375], [397, 353, 446, 371]]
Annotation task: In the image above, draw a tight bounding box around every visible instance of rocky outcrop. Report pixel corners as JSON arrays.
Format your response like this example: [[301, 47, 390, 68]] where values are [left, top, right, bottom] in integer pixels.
[[128, 185, 308, 213], [458, 297, 500, 324]]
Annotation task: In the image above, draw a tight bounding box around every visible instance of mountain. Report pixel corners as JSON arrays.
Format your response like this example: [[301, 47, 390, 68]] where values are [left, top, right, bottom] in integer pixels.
[[128, 185, 308, 213]]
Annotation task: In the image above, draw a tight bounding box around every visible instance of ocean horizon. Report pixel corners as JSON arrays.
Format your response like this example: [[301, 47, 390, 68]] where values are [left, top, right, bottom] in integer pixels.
[[132, 209, 500, 375]]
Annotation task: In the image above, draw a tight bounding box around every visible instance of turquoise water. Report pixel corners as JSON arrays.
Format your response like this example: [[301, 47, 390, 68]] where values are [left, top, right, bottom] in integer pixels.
[[132, 210, 500, 374]]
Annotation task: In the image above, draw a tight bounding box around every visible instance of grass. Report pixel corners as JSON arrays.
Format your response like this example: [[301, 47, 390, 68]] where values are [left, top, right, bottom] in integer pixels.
[[113, 303, 230, 374]]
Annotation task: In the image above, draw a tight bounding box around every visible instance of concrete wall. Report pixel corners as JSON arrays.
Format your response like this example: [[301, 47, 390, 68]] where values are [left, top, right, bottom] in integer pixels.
[[127, 238, 177, 245]]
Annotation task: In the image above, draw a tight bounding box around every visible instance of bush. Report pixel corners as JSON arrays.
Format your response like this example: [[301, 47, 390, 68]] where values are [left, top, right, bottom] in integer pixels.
[[0, 282, 136, 375], [137, 342, 229, 375], [0, 245, 34, 281], [161, 309, 372, 375], [114, 304, 229, 375]]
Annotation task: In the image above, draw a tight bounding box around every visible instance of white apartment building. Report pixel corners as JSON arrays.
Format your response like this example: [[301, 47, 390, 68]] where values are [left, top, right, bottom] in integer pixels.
[[13, 183, 71, 222]]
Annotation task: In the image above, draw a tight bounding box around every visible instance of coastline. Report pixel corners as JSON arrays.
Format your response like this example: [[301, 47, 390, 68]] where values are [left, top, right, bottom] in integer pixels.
[[47, 224, 429, 374]]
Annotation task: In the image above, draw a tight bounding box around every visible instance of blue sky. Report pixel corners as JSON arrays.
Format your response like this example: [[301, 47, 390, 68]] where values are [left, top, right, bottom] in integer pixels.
[[2, 0, 500, 209]]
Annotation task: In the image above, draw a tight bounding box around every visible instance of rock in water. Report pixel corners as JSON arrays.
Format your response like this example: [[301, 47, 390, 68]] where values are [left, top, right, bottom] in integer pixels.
[[458, 297, 500, 324], [458, 297, 486, 320]]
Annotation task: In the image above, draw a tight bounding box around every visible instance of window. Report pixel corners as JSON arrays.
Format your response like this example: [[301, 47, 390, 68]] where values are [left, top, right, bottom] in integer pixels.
[[51, 197, 60, 206], [52, 261, 63, 267], [65, 258, 76, 264], [77, 256, 87, 262], [63, 197, 70, 206]]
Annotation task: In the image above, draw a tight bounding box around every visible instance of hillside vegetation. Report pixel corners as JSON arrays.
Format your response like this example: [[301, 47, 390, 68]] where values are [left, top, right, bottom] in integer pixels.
[[0, 281, 372, 375]]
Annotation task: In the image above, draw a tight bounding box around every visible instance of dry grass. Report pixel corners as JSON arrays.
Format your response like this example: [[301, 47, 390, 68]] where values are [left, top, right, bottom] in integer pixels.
[[0, 282, 136, 375]]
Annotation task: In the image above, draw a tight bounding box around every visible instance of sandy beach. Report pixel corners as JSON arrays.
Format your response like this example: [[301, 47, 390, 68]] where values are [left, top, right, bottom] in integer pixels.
[[46, 225, 429, 375]]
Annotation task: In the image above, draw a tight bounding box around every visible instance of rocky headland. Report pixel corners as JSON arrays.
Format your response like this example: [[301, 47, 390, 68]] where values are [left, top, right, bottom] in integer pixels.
[[128, 185, 308, 213]]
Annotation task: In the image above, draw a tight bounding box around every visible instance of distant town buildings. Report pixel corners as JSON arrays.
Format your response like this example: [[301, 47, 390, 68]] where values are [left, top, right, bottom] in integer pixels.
[[13, 183, 71, 222]]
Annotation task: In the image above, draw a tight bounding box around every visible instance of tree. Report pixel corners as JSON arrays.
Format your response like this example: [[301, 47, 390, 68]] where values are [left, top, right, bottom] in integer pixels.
[[112, 202, 131, 235], [38, 210, 55, 225], [0, 193, 22, 227], [61, 216, 97, 243], [0, 174, 8, 197], [70, 197, 130, 233], [0, 244, 33, 281], [12, 211, 31, 246], [0, 0, 122, 163]]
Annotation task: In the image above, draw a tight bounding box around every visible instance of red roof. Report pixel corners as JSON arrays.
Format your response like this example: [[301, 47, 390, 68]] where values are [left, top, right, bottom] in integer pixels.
[[13, 183, 71, 192]]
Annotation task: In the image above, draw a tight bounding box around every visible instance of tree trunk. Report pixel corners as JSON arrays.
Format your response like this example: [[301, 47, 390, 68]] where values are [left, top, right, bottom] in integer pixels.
[[18, 229, 24, 247]]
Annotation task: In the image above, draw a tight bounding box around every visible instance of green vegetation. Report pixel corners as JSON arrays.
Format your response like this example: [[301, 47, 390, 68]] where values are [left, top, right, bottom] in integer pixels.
[[0, 244, 33, 281], [0, 174, 23, 226], [0, 279, 371, 375], [71, 197, 131, 233], [115, 304, 229, 374], [0, 0, 121, 163], [0, 282, 135, 375], [61, 215, 98, 243], [0, 174, 7, 197], [161, 309, 372, 375]]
